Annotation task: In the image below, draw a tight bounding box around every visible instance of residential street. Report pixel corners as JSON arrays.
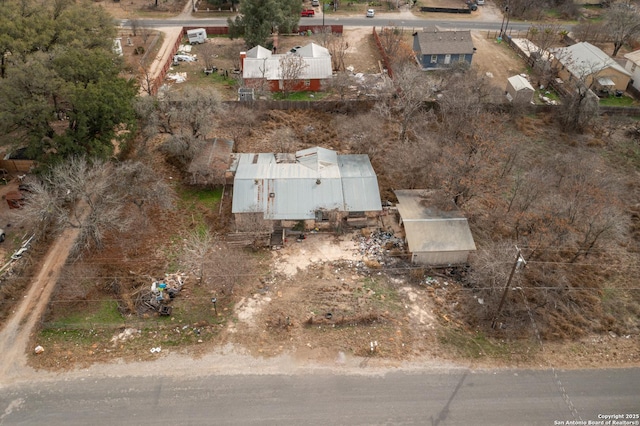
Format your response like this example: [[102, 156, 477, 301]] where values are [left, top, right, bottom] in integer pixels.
[[1, 367, 638, 425]]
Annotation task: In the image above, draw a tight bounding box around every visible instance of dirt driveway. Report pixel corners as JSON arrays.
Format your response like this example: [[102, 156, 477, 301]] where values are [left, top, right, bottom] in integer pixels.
[[471, 31, 529, 85]]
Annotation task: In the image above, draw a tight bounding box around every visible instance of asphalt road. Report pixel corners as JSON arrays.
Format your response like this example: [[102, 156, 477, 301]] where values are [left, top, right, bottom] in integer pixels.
[[1, 368, 638, 425], [117, 17, 537, 33]]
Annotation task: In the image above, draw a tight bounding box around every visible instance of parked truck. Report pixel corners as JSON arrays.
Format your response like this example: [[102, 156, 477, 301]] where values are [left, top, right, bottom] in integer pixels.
[[301, 9, 315, 16], [187, 28, 207, 45]]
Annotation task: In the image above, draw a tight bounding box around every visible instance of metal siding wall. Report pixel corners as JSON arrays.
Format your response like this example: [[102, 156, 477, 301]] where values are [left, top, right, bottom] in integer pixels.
[[412, 251, 469, 266]]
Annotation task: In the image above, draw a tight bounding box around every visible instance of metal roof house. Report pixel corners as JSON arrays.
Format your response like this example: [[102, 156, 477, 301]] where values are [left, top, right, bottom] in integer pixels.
[[394, 189, 476, 266], [231, 147, 382, 229], [413, 27, 475, 70], [241, 43, 333, 92], [549, 42, 631, 92]]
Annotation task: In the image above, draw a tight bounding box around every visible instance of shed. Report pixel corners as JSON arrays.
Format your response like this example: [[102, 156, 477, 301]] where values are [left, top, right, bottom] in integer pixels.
[[506, 75, 534, 103], [394, 189, 476, 266]]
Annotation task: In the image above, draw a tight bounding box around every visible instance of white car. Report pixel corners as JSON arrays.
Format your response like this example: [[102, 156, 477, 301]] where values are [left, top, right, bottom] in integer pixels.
[[366, 9, 375, 17]]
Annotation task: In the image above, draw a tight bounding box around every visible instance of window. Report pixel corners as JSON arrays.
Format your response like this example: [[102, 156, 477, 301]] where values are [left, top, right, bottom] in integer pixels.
[[304, 79, 310, 87], [444, 54, 451, 65], [430, 55, 437, 64]]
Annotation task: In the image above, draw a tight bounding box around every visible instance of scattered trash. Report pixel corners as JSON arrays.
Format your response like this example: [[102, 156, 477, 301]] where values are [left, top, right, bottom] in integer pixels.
[[34, 345, 44, 354], [150, 347, 162, 353], [166, 72, 187, 83], [356, 230, 405, 263]]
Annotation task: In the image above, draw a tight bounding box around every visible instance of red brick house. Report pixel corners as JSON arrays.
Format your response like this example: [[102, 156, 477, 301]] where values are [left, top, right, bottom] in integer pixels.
[[241, 43, 333, 93]]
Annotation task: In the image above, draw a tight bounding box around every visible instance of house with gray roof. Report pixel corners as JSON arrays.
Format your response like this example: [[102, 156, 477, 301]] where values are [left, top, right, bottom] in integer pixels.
[[549, 42, 631, 93], [394, 189, 476, 265], [241, 43, 332, 92], [412, 27, 475, 70], [231, 147, 381, 231]]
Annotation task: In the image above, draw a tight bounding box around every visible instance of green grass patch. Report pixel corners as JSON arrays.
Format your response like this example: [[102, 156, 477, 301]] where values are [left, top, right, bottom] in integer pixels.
[[438, 328, 534, 360], [599, 95, 635, 107], [273, 91, 328, 101], [544, 9, 561, 18], [179, 186, 223, 209], [48, 300, 123, 328]]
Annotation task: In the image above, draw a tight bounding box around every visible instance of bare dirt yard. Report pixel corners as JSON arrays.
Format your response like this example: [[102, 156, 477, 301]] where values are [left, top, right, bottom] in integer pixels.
[[2, 1, 638, 383], [471, 31, 529, 84]]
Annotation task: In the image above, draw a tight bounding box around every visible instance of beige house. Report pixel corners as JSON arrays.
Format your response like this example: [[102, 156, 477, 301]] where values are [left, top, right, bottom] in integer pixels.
[[623, 49, 640, 91], [549, 42, 631, 93]]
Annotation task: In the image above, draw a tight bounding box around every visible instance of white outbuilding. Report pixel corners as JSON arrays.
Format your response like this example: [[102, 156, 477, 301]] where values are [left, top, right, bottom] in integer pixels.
[[506, 75, 534, 104]]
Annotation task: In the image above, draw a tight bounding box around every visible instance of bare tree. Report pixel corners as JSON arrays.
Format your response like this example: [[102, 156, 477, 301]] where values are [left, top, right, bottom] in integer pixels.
[[551, 50, 601, 133], [377, 63, 436, 142], [317, 28, 349, 71], [605, 3, 640, 57], [139, 26, 152, 44], [130, 19, 140, 37], [138, 60, 154, 96], [279, 53, 308, 98], [199, 42, 219, 71], [324, 71, 355, 100], [572, 21, 608, 44], [377, 26, 415, 73], [181, 228, 214, 284], [135, 86, 223, 166], [15, 157, 174, 254], [270, 126, 297, 153]]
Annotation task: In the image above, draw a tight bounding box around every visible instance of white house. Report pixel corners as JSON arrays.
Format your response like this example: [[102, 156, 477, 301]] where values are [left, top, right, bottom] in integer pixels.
[[624, 49, 640, 91]]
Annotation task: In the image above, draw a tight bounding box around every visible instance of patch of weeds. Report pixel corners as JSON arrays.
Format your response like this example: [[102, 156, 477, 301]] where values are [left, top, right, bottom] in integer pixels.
[[47, 300, 123, 328], [361, 277, 401, 308], [438, 328, 523, 360]]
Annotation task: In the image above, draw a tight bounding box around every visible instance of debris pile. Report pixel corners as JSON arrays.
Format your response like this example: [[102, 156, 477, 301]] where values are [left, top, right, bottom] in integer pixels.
[[138, 273, 186, 316], [356, 230, 405, 263]]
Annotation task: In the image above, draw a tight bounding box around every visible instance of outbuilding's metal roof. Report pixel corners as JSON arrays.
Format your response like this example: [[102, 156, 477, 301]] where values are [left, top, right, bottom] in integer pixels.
[[507, 75, 534, 92], [394, 189, 476, 254], [243, 43, 332, 81], [232, 148, 381, 220]]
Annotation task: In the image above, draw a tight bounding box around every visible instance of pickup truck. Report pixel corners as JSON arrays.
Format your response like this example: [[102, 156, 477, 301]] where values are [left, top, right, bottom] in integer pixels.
[[301, 9, 315, 16]]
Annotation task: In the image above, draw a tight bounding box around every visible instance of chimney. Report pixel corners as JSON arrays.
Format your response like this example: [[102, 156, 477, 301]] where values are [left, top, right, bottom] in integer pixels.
[[240, 51, 246, 72]]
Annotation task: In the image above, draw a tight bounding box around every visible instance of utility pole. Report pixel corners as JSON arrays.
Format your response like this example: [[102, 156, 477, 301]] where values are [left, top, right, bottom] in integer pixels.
[[491, 247, 525, 329]]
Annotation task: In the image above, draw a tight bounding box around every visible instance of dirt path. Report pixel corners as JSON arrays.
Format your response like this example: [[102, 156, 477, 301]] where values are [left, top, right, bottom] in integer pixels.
[[0, 226, 80, 383]]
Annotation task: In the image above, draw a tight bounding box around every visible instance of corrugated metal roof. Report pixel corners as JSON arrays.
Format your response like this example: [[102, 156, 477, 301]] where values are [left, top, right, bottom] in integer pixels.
[[232, 148, 381, 219], [414, 29, 475, 55], [394, 189, 476, 254], [339, 155, 381, 212], [243, 43, 333, 81], [507, 75, 534, 92], [295, 43, 330, 58], [245, 45, 272, 58]]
